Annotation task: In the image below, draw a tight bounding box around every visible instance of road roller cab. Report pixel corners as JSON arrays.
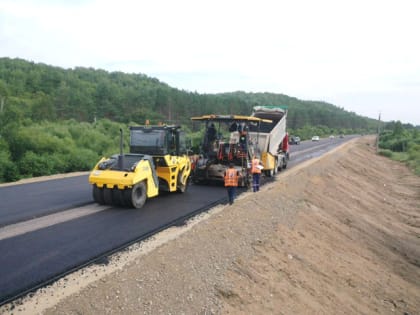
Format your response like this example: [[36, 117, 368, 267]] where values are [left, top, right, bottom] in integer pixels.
[[89, 125, 191, 209]]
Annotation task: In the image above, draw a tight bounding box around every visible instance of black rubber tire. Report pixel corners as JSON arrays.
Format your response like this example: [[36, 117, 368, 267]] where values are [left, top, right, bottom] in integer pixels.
[[123, 188, 133, 207], [245, 176, 251, 188], [103, 188, 113, 205], [112, 188, 126, 207], [177, 169, 189, 193], [265, 169, 274, 177], [130, 181, 147, 209], [92, 185, 105, 204], [274, 159, 278, 175]]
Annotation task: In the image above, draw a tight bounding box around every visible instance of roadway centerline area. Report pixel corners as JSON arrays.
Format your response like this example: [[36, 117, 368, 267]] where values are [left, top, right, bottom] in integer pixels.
[[288, 138, 348, 165], [0, 204, 109, 241], [290, 139, 344, 157]]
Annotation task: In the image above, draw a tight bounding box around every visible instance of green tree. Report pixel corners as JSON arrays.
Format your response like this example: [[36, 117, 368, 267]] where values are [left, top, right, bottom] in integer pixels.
[[393, 120, 404, 136], [0, 79, 8, 114], [31, 92, 56, 121]]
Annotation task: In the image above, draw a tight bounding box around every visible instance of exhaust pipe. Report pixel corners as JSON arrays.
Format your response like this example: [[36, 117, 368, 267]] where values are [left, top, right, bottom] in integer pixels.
[[118, 128, 124, 170]]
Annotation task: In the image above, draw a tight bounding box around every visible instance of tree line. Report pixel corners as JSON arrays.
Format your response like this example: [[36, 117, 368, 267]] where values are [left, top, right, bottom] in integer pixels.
[[0, 57, 379, 129], [378, 121, 420, 175], [0, 57, 384, 183]]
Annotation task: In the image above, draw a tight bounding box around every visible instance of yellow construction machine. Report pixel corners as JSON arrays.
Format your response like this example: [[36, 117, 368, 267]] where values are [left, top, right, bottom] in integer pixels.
[[89, 125, 191, 209], [190, 115, 272, 187]]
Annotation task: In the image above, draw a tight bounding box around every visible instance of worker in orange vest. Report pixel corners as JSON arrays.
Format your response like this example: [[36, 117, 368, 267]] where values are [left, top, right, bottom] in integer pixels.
[[224, 162, 239, 205], [251, 155, 263, 192]]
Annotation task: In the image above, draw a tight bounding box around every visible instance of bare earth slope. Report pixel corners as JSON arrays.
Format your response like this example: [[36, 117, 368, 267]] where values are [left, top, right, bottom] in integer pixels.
[[2, 136, 419, 315]]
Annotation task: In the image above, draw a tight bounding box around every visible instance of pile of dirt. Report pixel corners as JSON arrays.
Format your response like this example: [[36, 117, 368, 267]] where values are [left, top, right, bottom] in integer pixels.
[[3, 136, 419, 315]]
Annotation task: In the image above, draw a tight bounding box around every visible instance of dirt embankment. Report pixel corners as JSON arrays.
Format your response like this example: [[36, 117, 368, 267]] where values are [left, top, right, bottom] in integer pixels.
[[2, 136, 419, 315]]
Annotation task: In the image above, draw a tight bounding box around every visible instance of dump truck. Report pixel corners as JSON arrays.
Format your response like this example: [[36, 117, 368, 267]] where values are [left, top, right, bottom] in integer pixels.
[[190, 115, 272, 187], [249, 105, 289, 177], [88, 125, 191, 209]]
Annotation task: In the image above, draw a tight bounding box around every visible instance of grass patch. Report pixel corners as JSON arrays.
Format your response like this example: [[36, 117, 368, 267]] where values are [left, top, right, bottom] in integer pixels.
[[391, 152, 409, 162], [378, 149, 393, 158]]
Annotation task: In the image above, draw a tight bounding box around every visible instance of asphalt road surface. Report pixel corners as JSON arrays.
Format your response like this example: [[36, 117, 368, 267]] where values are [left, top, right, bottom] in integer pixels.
[[0, 135, 357, 304]]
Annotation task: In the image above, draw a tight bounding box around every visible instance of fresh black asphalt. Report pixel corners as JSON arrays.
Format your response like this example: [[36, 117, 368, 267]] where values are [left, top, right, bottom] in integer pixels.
[[0, 175, 91, 227], [0, 183, 227, 303]]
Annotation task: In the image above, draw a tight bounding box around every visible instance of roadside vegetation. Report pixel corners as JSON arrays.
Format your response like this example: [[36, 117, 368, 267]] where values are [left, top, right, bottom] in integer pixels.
[[0, 119, 128, 182], [378, 121, 420, 175], [0, 57, 403, 183]]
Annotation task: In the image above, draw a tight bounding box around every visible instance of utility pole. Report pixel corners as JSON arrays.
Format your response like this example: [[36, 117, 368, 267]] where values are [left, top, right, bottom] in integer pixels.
[[376, 112, 381, 152]]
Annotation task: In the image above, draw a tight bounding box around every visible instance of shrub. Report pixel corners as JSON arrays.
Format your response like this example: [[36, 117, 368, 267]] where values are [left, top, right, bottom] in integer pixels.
[[18, 151, 54, 177], [379, 129, 420, 176], [64, 148, 100, 172], [0, 139, 20, 182], [378, 149, 393, 158], [0, 151, 19, 182]]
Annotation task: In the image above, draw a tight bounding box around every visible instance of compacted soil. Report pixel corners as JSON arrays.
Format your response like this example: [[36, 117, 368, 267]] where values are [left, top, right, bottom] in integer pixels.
[[2, 136, 419, 315]]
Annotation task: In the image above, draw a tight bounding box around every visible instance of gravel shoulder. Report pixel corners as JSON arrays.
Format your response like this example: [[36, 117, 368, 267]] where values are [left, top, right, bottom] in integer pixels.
[[2, 136, 419, 315]]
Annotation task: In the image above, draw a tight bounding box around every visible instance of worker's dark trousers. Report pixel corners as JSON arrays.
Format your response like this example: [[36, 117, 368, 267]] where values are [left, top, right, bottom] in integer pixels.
[[252, 173, 260, 192], [227, 186, 236, 204]]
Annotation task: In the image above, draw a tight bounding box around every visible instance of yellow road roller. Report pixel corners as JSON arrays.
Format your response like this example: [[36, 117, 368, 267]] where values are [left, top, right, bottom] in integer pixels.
[[89, 125, 191, 209]]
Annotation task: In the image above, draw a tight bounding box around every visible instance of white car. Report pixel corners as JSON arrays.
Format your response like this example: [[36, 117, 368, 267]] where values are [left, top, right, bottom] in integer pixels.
[[311, 136, 320, 141]]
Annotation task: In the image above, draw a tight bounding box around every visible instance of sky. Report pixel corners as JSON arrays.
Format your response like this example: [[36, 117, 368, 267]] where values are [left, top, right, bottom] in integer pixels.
[[1, 0, 419, 125]]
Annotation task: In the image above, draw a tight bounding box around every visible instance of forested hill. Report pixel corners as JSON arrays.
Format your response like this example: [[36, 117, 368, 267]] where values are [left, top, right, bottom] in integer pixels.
[[0, 57, 376, 131], [0, 57, 378, 182]]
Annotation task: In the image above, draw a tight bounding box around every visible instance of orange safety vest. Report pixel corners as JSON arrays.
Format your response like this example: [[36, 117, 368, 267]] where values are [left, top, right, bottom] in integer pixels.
[[224, 168, 239, 187], [251, 158, 261, 174]]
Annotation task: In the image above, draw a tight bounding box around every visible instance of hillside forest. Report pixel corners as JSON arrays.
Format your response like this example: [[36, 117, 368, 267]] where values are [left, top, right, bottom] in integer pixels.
[[0, 57, 417, 182]]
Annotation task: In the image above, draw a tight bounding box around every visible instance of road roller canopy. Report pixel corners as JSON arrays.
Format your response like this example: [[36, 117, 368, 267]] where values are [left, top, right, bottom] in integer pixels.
[[129, 125, 187, 156]]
